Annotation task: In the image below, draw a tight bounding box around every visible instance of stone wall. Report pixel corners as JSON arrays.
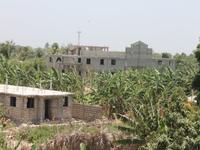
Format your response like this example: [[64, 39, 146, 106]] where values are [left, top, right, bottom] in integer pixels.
[[71, 103, 102, 121]]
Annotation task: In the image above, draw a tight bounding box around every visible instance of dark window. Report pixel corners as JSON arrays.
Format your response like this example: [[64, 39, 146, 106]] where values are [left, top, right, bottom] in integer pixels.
[[27, 98, 34, 108], [158, 60, 162, 65], [78, 71, 82, 76], [56, 57, 62, 62], [10, 97, 16, 107], [86, 58, 91, 64], [100, 59, 104, 65], [111, 59, 116, 65], [49, 57, 53, 62], [78, 58, 81, 63], [63, 97, 68, 107]]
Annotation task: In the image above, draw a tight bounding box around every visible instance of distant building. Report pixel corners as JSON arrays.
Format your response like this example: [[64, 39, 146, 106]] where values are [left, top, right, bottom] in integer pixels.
[[0, 84, 73, 124], [46, 41, 176, 76]]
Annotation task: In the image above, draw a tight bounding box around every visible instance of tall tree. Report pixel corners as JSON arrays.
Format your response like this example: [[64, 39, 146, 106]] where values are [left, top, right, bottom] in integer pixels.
[[0, 41, 15, 59], [44, 42, 50, 49], [51, 43, 59, 54], [192, 42, 200, 105], [162, 52, 172, 58]]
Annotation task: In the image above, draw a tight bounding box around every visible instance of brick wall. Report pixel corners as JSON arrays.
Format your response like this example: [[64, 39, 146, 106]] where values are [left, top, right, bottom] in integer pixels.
[[71, 103, 102, 121]]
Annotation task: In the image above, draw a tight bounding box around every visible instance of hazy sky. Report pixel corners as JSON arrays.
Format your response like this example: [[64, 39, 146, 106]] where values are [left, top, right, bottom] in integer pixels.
[[0, 0, 200, 54]]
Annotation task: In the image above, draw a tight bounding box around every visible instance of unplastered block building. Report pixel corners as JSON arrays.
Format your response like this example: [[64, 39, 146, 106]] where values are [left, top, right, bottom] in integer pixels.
[[0, 84, 73, 124], [46, 41, 176, 76]]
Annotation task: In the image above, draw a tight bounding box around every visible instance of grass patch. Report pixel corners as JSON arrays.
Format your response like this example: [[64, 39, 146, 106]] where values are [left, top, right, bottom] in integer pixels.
[[105, 124, 119, 133], [17, 124, 103, 145], [18, 125, 72, 144], [0, 132, 7, 150]]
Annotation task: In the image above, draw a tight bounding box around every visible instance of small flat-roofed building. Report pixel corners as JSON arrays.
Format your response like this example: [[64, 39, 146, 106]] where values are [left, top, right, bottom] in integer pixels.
[[0, 84, 73, 124]]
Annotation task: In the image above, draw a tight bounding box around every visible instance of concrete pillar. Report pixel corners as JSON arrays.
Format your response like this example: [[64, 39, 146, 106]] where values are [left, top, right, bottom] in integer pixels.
[[37, 97, 44, 123], [58, 98, 64, 120]]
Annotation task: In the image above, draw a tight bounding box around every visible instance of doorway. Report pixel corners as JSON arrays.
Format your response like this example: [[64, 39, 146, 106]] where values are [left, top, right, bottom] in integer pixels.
[[44, 100, 50, 120]]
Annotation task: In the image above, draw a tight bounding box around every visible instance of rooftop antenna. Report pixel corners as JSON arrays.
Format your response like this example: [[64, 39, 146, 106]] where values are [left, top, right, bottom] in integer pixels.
[[77, 31, 81, 46]]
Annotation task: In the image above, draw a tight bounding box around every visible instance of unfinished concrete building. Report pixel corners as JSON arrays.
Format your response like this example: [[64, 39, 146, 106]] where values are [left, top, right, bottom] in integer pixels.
[[46, 41, 176, 76], [0, 84, 73, 124]]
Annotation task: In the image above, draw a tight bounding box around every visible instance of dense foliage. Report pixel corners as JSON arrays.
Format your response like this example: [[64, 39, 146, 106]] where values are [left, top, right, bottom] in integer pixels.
[[114, 44, 200, 149], [0, 55, 197, 114], [192, 42, 200, 105], [0, 40, 199, 149]]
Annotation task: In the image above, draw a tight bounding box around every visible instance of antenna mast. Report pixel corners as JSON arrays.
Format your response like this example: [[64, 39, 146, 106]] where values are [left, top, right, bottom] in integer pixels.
[[77, 31, 81, 46]]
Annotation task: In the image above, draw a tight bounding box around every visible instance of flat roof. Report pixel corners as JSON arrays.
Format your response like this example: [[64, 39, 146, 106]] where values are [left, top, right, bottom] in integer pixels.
[[0, 84, 73, 97], [72, 45, 109, 49]]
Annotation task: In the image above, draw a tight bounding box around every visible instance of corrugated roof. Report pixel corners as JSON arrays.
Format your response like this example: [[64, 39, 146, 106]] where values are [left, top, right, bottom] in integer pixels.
[[0, 84, 73, 97]]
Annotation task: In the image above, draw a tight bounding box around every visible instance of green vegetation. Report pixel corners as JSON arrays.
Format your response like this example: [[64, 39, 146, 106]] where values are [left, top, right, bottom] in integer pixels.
[[0, 40, 199, 149], [162, 52, 172, 58], [0, 54, 197, 117], [192, 42, 200, 105], [18, 125, 69, 144], [114, 42, 200, 149], [0, 45, 198, 115], [80, 143, 90, 150], [17, 124, 101, 145], [116, 87, 200, 149], [0, 132, 6, 150]]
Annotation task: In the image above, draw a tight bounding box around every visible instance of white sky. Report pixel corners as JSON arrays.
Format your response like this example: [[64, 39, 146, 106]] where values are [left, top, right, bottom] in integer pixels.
[[0, 0, 200, 54]]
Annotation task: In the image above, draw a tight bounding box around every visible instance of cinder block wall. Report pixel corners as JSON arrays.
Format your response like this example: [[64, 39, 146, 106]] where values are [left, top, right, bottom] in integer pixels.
[[3, 95, 38, 123], [71, 103, 102, 121], [63, 96, 73, 119], [49, 96, 73, 120]]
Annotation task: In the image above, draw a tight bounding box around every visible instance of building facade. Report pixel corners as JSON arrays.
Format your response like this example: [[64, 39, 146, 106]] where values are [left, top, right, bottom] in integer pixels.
[[0, 84, 73, 124], [46, 41, 176, 76]]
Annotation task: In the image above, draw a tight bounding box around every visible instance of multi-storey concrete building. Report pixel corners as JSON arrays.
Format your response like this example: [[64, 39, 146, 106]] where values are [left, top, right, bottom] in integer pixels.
[[46, 41, 176, 76]]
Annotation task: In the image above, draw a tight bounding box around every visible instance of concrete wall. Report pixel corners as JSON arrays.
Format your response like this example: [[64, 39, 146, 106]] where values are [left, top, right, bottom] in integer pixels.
[[152, 58, 176, 69], [81, 50, 125, 58], [46, 55, 78, 70], [47, 96, 73, 120], [71, 103, 102, 121], [80, 57, 125, 73], [63, 96, 73, 119], [125, 41, 153, 68]]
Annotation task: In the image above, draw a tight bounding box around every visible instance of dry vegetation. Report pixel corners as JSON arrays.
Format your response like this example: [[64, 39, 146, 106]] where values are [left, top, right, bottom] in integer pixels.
[[0, 119, 138, 150]]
